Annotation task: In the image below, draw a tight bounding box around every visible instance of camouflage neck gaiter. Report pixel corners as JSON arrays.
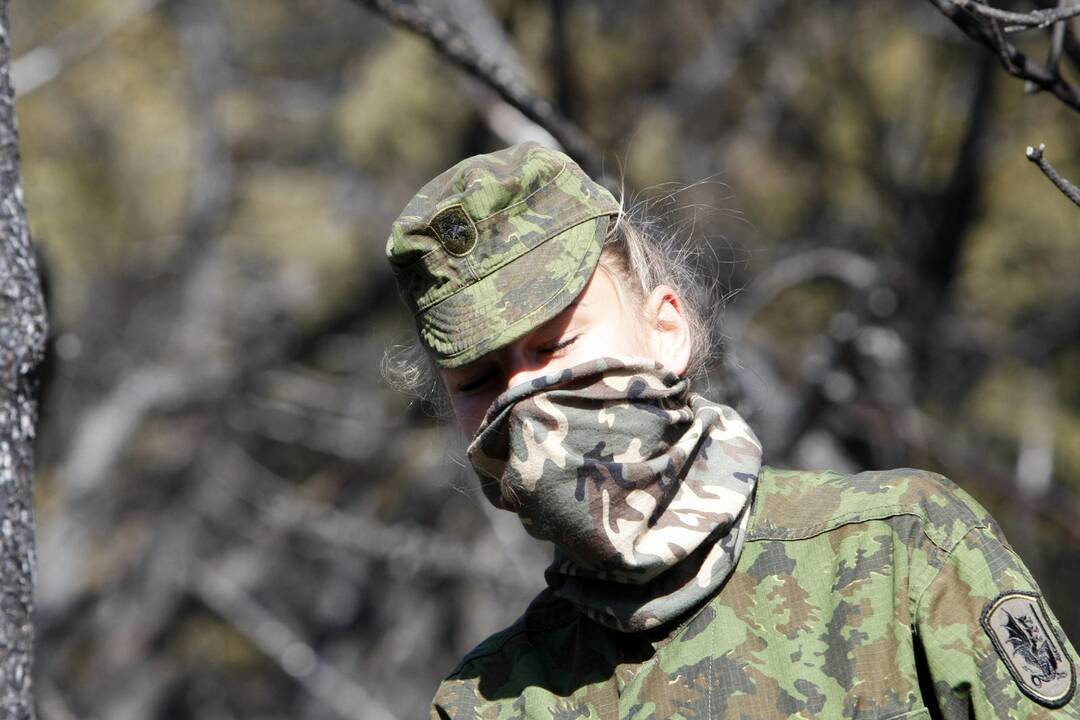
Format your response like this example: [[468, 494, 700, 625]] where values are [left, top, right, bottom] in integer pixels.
[[467, 357, 762, 632]]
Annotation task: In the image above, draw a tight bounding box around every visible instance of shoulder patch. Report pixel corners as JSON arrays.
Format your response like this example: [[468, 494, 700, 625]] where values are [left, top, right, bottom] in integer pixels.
[[980, 591, 1075, 707], [430, 204, 477, 256]]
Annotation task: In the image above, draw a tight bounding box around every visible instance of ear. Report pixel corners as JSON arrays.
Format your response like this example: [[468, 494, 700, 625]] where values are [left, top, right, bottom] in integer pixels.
[[644, 285, 691, 376]]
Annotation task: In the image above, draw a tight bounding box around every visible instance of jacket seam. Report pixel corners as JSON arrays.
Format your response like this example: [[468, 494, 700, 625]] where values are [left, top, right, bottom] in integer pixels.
[[911, 525, 987, 632], [749, 506, 984, 554]]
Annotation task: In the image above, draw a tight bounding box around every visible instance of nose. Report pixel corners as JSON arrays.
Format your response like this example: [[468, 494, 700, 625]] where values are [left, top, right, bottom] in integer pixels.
[[502, 344, 550, 391], [505, 365, 548, 390]]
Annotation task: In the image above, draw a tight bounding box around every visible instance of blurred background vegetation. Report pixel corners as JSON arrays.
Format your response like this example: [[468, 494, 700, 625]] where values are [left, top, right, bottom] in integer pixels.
[[10, 0, 1079, 717]]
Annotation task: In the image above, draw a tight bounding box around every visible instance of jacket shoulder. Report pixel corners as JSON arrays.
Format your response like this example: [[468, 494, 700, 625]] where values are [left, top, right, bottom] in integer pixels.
[[432, 590, 595, 714], [430, 620, 533, 720], [748, 465, 996, 551], [443, 588, 577, 680]]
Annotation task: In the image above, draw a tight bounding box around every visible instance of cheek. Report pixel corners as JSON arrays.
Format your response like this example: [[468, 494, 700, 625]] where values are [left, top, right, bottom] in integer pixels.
[[575, 318, 652, 361], [608, 307, 653, 358], [451, 392, 498, 438]]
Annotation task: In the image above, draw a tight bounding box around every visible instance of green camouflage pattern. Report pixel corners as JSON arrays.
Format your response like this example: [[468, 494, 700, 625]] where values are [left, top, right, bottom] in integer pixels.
[[467, 357, 762, 632], [431, 466, 1080, 719], [386, 142, 620, 368]]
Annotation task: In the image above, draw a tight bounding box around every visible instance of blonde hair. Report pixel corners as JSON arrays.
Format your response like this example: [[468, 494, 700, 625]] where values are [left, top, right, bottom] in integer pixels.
[[597, 205, 717, 381]]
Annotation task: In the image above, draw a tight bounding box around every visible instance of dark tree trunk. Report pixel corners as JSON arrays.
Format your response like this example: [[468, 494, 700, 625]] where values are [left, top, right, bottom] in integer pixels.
[[0, 0, 46, 717]]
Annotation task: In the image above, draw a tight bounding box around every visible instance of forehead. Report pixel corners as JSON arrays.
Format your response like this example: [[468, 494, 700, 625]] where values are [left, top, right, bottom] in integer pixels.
[[525, 265, 630, 332], [574, 264, 625, 310]]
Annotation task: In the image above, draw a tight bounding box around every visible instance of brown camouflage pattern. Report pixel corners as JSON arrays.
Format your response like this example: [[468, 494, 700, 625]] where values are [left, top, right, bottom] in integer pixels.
[[385, 142, 620, 368], [431, 467, 1080, 719], [467, 357, 762, 632]]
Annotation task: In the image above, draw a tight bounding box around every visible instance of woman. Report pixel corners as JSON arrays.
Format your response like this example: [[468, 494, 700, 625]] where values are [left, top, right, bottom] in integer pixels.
[[384, 142, 1078, 718]]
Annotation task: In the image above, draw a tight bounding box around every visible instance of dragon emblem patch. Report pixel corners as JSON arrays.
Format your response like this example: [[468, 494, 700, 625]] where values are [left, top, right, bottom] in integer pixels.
[[981, 592, 1075, 707]]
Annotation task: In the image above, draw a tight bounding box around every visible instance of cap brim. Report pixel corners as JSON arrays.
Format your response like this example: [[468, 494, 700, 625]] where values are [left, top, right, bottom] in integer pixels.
[[418, 216, 608, 368]]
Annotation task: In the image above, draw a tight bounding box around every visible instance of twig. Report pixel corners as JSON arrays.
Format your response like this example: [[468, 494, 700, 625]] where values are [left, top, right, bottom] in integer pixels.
[[989, 12, 1020, 73], [1047, 1, 1067, 75], [953, 0, 1080, 29], [927, 0, 1080, 110], [1026, 143, 1080, 206], [346, 0, 602, 175]]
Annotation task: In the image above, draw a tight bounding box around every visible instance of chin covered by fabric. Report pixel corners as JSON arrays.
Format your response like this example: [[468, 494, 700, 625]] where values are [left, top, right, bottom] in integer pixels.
[[466, 357, 763, 631]]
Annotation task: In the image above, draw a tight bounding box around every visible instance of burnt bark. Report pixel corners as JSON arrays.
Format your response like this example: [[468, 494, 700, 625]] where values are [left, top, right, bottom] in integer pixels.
[[0, 1, 46, 717]]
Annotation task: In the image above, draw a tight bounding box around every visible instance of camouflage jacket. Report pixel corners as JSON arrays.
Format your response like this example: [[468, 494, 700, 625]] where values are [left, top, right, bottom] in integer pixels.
[[430, 466, 1079, 719]]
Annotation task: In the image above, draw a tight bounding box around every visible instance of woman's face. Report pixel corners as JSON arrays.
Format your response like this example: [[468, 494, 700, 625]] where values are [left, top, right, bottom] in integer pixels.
[[440, 266, 692, 438]]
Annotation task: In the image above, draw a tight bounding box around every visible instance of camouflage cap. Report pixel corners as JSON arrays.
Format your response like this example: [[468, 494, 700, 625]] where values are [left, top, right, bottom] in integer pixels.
[[386, 142, 620, 368]]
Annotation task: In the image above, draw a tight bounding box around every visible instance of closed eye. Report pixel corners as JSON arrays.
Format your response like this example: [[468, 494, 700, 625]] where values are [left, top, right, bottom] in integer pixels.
[[539, 335, 579, 355], [457, 370, 495, 394]]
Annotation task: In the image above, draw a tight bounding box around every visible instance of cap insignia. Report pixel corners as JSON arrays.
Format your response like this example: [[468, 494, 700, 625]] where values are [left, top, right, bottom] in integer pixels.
[[430, 204, 477, 257]]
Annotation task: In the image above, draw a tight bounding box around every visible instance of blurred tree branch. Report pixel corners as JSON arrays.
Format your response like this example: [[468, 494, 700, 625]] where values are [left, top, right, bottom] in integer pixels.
[[12, 0, 164, 97], [191, 558, 401, 720], [347, 0, 603, 175], [247, 465, 537, 589], [433, 0, 560, 148], [53, 0, 235, 498]]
